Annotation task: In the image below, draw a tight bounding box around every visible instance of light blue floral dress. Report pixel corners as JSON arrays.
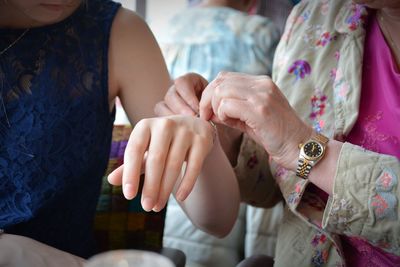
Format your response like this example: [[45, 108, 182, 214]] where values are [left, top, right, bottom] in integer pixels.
[[159, 7, 280, 81]]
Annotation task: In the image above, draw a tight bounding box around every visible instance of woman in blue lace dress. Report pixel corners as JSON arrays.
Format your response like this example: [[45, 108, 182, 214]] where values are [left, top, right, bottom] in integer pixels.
[[0, 0, 239, 265]]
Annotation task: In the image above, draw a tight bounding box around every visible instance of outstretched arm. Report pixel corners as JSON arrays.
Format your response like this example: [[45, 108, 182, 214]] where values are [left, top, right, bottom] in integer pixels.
[[107, 8, 240, 237]]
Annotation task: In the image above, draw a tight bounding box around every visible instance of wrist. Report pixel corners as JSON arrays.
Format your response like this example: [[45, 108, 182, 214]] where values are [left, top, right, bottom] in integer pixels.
[[273, 127, 314, 171]]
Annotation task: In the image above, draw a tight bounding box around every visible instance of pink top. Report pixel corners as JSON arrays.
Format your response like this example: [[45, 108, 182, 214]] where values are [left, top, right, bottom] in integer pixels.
[[343, 13, 400, 266]]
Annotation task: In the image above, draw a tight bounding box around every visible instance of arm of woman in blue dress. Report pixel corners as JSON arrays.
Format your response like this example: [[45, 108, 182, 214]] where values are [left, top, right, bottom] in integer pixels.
[[106, 8, 240, 237], [0, 234, 85, 267]]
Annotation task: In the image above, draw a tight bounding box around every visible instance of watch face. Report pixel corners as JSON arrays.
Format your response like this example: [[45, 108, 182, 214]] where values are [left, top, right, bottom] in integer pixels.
[[303, 141, 323, 159]]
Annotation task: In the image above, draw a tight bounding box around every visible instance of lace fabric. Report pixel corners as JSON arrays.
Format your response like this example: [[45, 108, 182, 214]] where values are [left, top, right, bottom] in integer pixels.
[[0, 0, 120, 258]]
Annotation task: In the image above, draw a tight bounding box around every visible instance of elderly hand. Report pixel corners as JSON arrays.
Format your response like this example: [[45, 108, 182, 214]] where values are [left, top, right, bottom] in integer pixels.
[[107, 115, 215, 212], [200, 72, 313, 170], [154, 73, 208, 116]]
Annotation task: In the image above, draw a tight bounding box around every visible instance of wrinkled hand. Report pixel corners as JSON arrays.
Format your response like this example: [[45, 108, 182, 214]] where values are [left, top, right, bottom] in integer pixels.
[[199, 72, 313, 170], [154, 73, 208, 116], [108, 115, 215, 212]]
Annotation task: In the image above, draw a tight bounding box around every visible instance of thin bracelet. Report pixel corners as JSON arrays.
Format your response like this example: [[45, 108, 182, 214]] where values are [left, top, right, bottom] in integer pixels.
[[195, 113, 218, 144], [208, 119, 218, 145]]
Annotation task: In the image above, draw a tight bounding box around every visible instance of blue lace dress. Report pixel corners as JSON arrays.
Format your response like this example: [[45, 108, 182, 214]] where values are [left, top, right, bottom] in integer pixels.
[[0, 0, 120, 258]]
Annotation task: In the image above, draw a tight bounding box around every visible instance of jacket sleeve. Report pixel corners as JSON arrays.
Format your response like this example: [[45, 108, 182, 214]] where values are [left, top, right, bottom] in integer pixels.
[[323, 142, 400, 255], [233, 134, 282, 208]]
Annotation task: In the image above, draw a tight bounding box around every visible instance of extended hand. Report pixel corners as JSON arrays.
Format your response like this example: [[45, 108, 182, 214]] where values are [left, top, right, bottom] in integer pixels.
[[107, 115, 215, 212]]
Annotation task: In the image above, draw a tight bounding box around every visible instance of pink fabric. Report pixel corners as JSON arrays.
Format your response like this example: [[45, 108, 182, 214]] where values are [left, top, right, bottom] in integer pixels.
[[342, 14, 400, 267]]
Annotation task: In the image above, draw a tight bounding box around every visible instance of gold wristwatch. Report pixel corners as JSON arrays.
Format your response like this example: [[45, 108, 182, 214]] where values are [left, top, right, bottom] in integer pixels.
[[296, 133, 329, 179]]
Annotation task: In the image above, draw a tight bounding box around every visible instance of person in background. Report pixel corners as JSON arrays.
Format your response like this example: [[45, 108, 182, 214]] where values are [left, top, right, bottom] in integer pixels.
[[0, 0, 239, 265], [155, 0, 400, 266], [158, 0, 281, 266], [256, 0, 297, 35]]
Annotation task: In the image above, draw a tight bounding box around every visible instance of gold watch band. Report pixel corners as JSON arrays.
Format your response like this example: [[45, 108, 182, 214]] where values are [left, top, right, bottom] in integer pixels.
[[296, 133, 329, 179], [296, 158, 312, 179], [313, 133, 329, 145]]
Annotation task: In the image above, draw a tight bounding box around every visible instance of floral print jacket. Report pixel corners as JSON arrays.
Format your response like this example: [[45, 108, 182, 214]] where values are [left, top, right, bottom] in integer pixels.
[[234, 1, 400, 266]]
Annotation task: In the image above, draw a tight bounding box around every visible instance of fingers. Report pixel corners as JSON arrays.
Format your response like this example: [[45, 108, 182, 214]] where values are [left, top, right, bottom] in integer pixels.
[[176, 136, 211, 202], [152, 132, 191, 212], [175, 73, 208, 112], [165, 86, 197, 115], [142, 120, 174, 211], [217, 98, 250, 122], [108, 165, 124, 186], [163, 73, 209, 116], [111, 115, 213, 213], [154, 101, 174, 116], [122, 121, 151, 200], [199, 83, 214, 121], [199, 72, 251, 120]]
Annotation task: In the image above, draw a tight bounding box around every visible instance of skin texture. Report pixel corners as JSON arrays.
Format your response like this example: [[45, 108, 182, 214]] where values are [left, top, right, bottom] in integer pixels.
[[0, 0, 240, 262]]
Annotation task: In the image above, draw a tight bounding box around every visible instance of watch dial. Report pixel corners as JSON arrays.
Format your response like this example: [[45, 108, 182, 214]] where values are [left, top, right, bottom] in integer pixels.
[[304, 141, 323, 158]]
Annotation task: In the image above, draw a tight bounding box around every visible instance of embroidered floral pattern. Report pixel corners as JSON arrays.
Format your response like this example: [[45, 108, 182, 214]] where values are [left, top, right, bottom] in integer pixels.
[[334, 51, 340, 61], [296, 10, 311, 25], [246, 153, 259, 169], [357, 111, 399, 153], [346, 4, 367, 31], [316, 32, 337, 47], [328, 196, 356, 232], [288, 60, 311, 81], [287, 180, 306, 206], [309, 89, 328, 133], [274, 164, 289, 184], [370, 168, 398, 221], [311, 233, 327, 247], [303, 25, 323, 50], [320, 0, 330, 15], [311, 249, 329, 267], [333, 69, 350, 101]]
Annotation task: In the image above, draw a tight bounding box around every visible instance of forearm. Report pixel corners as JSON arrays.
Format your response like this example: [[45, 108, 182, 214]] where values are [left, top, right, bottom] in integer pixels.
[[178, 139, 240, 238], [307, 139, 344, 195], [0, 234, 85, 267]]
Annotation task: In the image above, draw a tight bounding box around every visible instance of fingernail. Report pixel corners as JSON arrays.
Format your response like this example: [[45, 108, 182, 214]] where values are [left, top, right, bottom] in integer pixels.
[[123, 184, 135, 200], [152, 205, 162, 212], [142, 197, 154, 212], [176, 191, 186, 202]]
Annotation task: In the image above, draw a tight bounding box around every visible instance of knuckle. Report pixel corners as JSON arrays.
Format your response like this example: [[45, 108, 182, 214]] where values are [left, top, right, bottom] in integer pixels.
[[168, 159, 183, 172], [134, 118, 151, 132], [179, 128, 193, 140], [255, 103, 269, 116], [159, 117, 175, 129], [148, 151, 165, 164]]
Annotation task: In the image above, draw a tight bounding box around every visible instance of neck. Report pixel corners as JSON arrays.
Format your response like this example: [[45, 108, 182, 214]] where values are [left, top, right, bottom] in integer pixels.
[[0, 1, 81, 29], [0, 3, 34, 28]]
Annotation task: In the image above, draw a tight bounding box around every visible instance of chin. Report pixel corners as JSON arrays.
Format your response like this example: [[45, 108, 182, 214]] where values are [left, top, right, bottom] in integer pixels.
[[28, 10, 65, 25]]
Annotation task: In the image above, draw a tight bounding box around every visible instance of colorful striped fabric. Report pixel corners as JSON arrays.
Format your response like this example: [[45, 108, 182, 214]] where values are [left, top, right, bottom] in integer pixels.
[[94, 125, 166, 253]]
